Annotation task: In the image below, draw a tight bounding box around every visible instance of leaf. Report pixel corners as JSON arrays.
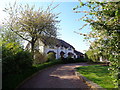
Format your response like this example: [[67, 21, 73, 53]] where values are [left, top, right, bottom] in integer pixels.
[[73, 8, 76, 10], [80, 2, 84, 6]]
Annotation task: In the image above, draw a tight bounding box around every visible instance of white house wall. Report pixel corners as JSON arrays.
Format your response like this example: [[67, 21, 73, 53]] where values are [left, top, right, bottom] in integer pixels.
[[37, 40, 45, 53], [39, 46, 44, 53], [44, 46, 58, 58], [44, 46, 77, 59], [26, 40, 79, 59]]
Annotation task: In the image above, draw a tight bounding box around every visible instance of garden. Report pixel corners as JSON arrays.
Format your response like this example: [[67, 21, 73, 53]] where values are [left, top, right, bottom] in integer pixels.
[[1, 1, 119, 89], [76, 65, 115, 88]]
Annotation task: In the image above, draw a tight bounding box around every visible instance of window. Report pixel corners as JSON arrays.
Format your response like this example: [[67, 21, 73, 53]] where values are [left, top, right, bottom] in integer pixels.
[[61, 47, 63, 49], [68, 47, 71, 50], [60, 46, 64, 49]]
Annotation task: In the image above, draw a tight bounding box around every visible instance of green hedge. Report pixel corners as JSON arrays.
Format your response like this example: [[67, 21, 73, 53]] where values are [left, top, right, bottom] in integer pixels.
[[3, 60, 62, 89], [2, 45, 33, 74], [60, 57, 87, 64]]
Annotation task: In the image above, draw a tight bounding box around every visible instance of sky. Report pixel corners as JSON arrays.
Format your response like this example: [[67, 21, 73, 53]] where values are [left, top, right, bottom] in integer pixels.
[[0, 0, 93, 53]]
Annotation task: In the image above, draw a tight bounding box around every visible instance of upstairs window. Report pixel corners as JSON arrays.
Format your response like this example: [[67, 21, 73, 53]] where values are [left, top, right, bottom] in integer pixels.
[[68, 47, 72, 50], [61, 47, 64, 49]]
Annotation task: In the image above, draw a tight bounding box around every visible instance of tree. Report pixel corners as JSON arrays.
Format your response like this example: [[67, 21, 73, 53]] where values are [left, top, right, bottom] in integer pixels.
[[73, 1, 120, 88], [1, 26, 23, 45], [3, 2, 60, 58], [1, 27, 33, 74]]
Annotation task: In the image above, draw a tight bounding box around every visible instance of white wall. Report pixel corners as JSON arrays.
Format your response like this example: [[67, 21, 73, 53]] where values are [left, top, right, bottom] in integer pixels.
[[26, 40, 77, 59], [36, 40, 77, 59], [57, 46, 66, 58], [39, 46, 44, 53], [44, 46, 58, 58], [37, 40, 45, 53], [44, 46, 76, 59]]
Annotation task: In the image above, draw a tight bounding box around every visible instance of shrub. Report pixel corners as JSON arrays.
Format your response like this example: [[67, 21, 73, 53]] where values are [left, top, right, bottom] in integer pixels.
[[3, 58, 62, 89], [2, 43, 33, 74], [85, 50, 100, 62], [47, 52, 56, 61], [60, 57, 88, 64], [34, 50, 47, 64], [61, 57, 74, 64], [75, 58, 87, 62], [14, 50, 33, 72], [2, 55, 15, 74]]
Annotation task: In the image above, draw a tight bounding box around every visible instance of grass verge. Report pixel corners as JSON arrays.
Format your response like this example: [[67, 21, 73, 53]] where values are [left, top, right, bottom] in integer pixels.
[[3, 60, 61, 89], [76, 65, 115, 88]]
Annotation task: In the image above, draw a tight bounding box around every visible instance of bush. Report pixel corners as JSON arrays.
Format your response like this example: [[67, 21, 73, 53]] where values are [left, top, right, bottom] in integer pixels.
[[47, 52, 56, 61], [75, 58, 88, 62], [2, 43, 33, 74], [85, 50, 100, 62], [3, 59, 62, 89], [34, 50, 47, 64], [60, 57, 73, 64], [60, 57, 87, 64], [14, 50, 33, 72]]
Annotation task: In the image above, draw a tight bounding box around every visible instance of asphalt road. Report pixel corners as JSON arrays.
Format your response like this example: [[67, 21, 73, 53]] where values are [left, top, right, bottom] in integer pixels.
[[19, 63, 90, 88]]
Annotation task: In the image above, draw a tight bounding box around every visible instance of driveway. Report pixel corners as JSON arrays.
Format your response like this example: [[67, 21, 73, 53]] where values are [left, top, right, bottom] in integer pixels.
[[19, 63, 90, 88]]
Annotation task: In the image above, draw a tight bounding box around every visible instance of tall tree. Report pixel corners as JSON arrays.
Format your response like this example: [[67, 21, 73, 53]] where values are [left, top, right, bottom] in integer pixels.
[[73, 1, 120, 88], [3, 2, 60, 58], [1, 26, 23, 45]]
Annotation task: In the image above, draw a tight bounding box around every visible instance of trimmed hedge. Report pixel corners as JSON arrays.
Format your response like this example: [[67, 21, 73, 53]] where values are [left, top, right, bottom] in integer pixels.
[[60, 57, 87, 64]]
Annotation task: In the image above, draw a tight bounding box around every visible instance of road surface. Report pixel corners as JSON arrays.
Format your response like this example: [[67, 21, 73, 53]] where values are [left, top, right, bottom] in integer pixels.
[[20, 63, 90, 88]]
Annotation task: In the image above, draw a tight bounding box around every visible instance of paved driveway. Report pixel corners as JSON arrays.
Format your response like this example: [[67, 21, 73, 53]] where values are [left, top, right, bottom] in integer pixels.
[[20, 63, 90, 88]]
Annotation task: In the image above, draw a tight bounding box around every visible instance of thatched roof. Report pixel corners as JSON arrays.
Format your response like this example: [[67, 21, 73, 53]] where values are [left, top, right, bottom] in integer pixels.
[[74, 50, 83, 55], [56, 39, 74, 49], [26, 38, 75, 49]]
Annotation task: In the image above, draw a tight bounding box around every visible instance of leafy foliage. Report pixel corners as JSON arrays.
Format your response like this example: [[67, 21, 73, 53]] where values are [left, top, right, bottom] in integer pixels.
[[60, 57, 87, 64], [2, 42, 33, 74], [47, 52, 56, 61], [3, 2, 60, 58], [1, 26, 33, 74], [85, 47, 100, 62], [74, 1, 120, 88], [1, 26, 23, 44], [34, 50, 47, 64], [3, 60, 62, 89]]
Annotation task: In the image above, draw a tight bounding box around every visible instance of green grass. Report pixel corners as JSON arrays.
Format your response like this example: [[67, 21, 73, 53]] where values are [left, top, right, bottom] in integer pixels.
[[76, 65, 115, 88], [3, 60, 62, 89]]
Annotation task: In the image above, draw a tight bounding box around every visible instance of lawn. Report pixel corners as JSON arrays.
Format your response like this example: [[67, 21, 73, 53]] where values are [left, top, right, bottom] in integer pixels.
[[76, 65, 115, 88]]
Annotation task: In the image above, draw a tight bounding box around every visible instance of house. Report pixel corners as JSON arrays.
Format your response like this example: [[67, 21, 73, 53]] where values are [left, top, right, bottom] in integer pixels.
[[74, 50, 84, 58], [26, 38, 83, 59]]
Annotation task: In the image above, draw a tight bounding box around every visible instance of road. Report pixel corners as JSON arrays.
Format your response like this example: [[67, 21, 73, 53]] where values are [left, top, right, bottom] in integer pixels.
[[19, 63, 90, 88]]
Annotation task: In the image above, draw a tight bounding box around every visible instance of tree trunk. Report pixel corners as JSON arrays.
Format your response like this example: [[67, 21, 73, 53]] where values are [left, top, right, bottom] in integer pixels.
[[31, 38, 35, 60], [31, 42, 35, 59]]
